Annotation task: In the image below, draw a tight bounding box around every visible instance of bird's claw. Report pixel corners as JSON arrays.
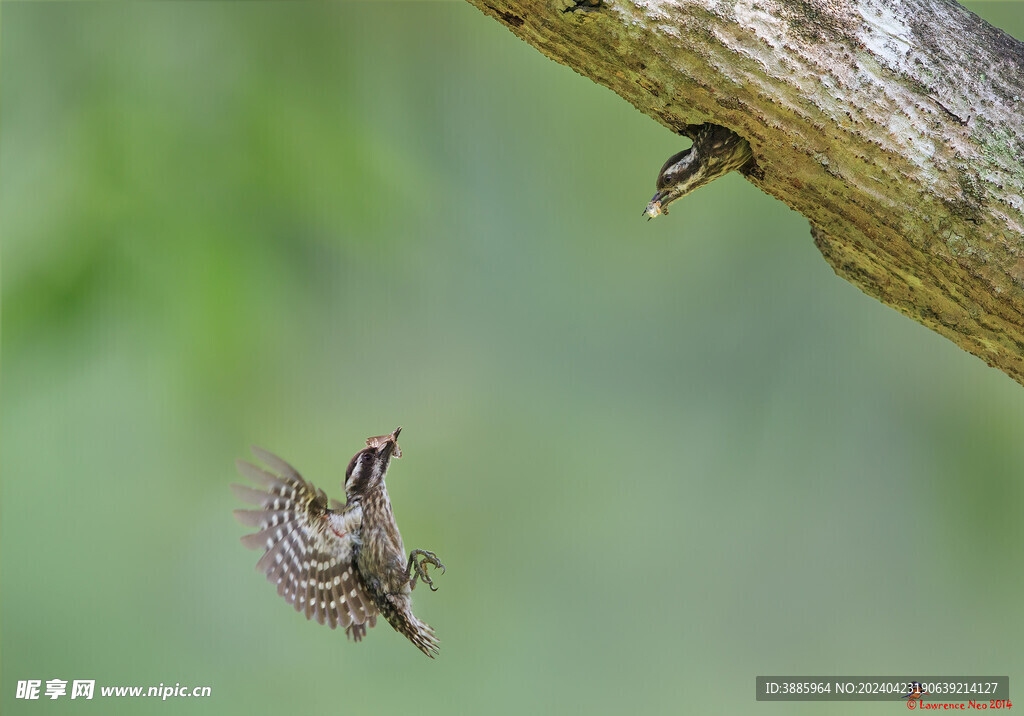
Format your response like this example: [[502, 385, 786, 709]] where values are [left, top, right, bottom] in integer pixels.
[[408, 549, 445, 592]]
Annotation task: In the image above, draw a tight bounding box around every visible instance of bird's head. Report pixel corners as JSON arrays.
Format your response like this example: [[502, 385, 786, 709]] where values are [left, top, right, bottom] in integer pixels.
[[344, 427, 402, 498], [643, 124, 754, 219]]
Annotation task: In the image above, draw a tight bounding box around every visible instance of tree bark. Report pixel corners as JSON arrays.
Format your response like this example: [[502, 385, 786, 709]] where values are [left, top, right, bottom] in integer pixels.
[[464, 0, 1024, 385]]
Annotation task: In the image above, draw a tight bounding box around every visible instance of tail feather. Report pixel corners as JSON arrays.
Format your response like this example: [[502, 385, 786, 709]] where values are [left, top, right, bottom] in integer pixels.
[[378, 594, 440, 658]]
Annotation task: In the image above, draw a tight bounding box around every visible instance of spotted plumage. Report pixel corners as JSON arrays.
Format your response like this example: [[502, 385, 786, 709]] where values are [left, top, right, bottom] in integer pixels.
[[233, 429, 444, 656]]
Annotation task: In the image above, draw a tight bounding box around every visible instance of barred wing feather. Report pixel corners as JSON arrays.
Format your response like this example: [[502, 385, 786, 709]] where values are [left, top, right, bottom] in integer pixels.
[[232, 447, 378, 637]]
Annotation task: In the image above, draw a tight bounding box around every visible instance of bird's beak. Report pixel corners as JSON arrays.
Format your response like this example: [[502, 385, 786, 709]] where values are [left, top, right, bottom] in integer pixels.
[[643, 197, 664, 220], [365, 427, 402, 458], [380, 427, 402, 459]]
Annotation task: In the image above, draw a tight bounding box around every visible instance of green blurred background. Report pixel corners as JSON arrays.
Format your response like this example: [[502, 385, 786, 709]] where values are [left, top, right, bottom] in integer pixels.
[[2, 2, 1022, 714]]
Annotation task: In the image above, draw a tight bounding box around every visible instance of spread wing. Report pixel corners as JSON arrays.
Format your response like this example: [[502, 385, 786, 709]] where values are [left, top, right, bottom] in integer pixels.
[[233, 446, 378, 636]]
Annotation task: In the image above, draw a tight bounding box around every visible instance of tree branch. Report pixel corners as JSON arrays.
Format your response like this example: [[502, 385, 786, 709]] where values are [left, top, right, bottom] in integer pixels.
[[465, 0, 1024, 385]]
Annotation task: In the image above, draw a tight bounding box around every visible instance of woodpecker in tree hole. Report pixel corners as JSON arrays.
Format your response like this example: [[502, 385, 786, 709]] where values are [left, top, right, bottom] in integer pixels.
[[644, 123, 754, 219], [233, 427, 445, 657]]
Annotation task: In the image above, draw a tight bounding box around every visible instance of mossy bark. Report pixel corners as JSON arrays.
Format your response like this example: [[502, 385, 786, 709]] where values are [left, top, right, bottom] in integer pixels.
[[465, 0, 1024, 385]]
